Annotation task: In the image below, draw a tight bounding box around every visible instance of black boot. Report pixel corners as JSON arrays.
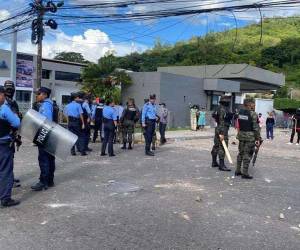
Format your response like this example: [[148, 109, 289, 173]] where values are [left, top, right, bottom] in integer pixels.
[[121, 143, 126, 149], [219, 159, 231, 172], [242, 174, 253, 179], [31, 182, 48, 191], [128, 143, 133, 150], [1, 198, 20, 207], [211, 154, 219, 168]]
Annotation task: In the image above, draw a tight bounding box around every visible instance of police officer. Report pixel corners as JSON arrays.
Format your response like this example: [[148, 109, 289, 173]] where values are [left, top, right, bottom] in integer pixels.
[[236, 99, 261, 179], [211, 95, 233, 171], [92, 99, 104, 143], [101, 99, 118, 157], [31, 87, 56, 191], [120, 98, 139, 150], [64, 92, 86, 156], [142, 94, 158, 156], [0, 86, 21, 207], [4, 80, 22, 187], [79, 93, 92, 152]]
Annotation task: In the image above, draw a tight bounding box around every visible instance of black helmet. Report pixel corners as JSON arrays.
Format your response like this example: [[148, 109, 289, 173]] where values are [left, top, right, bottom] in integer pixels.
[[4, 80, 15, 98]]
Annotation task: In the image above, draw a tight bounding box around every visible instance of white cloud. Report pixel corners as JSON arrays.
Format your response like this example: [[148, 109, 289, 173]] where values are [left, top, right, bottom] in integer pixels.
[[13, 28, 148, 62], [0, 9, 10, 21]]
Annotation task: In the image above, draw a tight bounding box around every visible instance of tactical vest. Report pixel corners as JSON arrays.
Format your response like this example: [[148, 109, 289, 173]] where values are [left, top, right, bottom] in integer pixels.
[[6, 98, 20, 114], [0, 118, 12, 138], [238, 109, 253, 132], [95, 105, 104, 121], [124, 107, 137, 121], [212, 107, 232, 126]]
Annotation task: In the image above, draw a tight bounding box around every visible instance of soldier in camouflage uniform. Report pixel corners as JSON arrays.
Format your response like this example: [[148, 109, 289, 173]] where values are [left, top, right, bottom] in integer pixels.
[[211, 96, 233, 171], [236, 99, 261, 179], [120, 98, 139, 150]]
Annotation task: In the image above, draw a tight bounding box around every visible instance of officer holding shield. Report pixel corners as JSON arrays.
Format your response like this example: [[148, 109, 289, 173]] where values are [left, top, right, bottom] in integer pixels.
[[0, 86, 21, 207], [31, 87, 56, 191]]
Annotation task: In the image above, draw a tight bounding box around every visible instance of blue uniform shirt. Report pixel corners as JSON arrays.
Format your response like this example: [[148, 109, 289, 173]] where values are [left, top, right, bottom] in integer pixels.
[[39, 98, 53, 121], [64, 101, 83, 118], [142, 102, 157, 123], [0, 101, 20, 141], [103, 106, 117, 121], [82, 101, 92, 118], [91, 104, 97, 120]]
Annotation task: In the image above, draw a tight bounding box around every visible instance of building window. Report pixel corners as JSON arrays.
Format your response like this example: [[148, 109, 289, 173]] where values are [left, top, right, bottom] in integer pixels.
[[62, 95, 71, 105], [211, 95, 221, 111], [55, 71, 81, 82], [42, 69, 51, 79], [16, 90, 31, 103]]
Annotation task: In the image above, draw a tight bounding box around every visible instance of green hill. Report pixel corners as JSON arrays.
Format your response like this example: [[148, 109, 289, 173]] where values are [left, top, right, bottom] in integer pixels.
[[115, 17, 300, 97]]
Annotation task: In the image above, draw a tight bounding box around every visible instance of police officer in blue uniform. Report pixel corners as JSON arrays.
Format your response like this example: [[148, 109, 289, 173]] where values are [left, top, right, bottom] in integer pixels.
[[4, 80, 22, 187], [0, 86, 21, 207], [31, 87, 56, 191], [78, 92, 92, 152], [64, 92, 86, 156], [92, 99, 104, 143], [142, 94, 158, 156], [101, 99, 118, 157]]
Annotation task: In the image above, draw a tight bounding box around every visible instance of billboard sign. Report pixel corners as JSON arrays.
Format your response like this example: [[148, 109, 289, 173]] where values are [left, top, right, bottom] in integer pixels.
[[16, 54, 34, 88]]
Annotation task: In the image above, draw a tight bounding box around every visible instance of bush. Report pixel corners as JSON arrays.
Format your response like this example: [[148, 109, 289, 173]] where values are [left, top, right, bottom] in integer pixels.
[[274, 98, 300, 112]]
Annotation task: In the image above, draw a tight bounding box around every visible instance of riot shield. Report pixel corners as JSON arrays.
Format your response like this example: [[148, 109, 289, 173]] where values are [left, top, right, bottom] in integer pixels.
[[20, 109, 78, 160]]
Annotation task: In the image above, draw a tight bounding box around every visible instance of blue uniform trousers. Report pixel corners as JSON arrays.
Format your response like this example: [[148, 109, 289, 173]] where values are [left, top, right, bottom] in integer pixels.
[[144, 119, 156, 152], [101, 120, 115, 156], [38, 147, 55, 185], [68, 119, 85, 153], [83, 124, 91, 150], [0, 143, 14, 202]]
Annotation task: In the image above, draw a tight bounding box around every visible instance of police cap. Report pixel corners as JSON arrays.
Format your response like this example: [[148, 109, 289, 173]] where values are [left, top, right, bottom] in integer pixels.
[[219, 95, 231, 103], [76, 91, 85, 99], [149, 94, 156, 100], [36, 87, 51, 96]]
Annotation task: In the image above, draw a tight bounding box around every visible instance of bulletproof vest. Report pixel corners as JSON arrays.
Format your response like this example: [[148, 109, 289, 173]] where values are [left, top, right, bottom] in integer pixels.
[[95, 105, 104, 120], [238, 109, 253, 132], [6, 97, 20, 114], [124, 107, 137, 121], [212, 106, 232, 126], [0, 118, 12, 138]]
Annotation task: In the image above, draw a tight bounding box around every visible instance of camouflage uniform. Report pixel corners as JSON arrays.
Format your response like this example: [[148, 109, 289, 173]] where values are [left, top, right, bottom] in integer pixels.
[[236, 108, 261, 177], [121, 105, 139, 149], [211, 96, 232, 171]]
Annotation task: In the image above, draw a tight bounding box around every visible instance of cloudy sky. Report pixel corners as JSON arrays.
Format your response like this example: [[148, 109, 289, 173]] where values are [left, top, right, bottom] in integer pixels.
[[0, 0, 299, 62]]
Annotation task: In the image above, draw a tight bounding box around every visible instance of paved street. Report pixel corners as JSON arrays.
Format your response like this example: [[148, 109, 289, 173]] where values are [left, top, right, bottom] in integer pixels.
[[1, 128, 300, 250]]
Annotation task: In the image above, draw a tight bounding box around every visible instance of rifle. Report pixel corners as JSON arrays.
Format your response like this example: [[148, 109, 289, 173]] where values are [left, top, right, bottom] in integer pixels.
[[252, 139, 263, 167]]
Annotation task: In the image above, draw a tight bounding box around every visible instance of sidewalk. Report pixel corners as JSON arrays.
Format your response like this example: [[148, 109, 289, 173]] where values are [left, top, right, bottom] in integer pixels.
[[134, 128, 237, 143]]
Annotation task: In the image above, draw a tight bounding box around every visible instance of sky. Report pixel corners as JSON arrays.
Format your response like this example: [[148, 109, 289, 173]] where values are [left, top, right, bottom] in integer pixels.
[[0, 0, 299, 62]]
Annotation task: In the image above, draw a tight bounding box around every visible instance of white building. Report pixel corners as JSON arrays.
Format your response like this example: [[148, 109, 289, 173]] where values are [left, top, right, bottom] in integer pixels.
[[0, 49, 86, 112]]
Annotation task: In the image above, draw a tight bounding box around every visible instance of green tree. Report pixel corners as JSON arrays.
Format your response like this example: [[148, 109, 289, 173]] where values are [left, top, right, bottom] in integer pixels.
[[54, 52, 88, 64], [81, 54, 132, 102]]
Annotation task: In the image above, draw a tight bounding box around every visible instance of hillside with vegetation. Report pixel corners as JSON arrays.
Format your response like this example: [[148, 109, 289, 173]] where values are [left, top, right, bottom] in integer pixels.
[[114, 17, 300, 99]]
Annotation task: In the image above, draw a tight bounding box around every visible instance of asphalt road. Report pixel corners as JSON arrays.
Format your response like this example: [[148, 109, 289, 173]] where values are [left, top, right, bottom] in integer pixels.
[[1, 129, 300, 250]]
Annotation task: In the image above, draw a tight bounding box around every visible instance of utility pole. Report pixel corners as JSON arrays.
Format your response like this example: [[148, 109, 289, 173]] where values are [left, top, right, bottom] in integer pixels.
[[10, 28, 17, 84], [30, 0, 64, 89]]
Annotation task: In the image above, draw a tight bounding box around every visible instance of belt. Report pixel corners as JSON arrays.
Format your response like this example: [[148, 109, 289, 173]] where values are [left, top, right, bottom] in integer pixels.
[[68, 116, 80, 122], [103, 118, 113, 123]]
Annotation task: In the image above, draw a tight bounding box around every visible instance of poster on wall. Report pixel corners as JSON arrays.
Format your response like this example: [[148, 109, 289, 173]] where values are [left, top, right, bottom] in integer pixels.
[[16, 54, 34, 88]]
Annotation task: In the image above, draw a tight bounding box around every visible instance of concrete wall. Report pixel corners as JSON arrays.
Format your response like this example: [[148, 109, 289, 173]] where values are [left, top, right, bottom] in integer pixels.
[[160, 73, 206, 128], [122, 72, 161, 109]]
